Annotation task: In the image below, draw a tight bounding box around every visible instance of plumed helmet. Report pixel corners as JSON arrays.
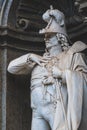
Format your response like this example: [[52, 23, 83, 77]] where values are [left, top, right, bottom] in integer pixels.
[[39, 6, 68, 37]]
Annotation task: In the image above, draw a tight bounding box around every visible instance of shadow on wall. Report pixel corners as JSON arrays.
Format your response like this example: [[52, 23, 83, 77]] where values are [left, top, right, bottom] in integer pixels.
[[7, 73, 32, 130]]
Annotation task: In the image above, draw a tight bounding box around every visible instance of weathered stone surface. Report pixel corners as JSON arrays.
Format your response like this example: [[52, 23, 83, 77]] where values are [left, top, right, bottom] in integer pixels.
[[0, 0, 87, 130]]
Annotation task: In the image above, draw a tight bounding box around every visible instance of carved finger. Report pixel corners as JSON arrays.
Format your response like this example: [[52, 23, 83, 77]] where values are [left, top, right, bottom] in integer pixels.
[[40, 59, 48, 63], [43, 57, 51, 60]]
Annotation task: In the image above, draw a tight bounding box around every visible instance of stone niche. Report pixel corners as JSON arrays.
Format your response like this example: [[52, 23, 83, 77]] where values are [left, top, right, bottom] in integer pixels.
[[7, 47, 31, 130], [0, 0, 87, 130]]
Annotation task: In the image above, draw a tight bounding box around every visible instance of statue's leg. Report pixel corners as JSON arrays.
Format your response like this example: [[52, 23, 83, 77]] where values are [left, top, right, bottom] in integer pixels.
[[41, 103, 56, 130], [31, 86, 56, 130], [31, 115, 51, 130], [44, 111, 54, 129], [31, 87, 51, 130]]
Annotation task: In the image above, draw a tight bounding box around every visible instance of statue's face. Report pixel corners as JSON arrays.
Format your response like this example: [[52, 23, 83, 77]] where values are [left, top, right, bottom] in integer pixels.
[[44, 33, 61, 49]]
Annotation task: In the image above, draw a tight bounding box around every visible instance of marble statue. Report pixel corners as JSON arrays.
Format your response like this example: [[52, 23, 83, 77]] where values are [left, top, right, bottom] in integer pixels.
[[7, 6, 87, 130]]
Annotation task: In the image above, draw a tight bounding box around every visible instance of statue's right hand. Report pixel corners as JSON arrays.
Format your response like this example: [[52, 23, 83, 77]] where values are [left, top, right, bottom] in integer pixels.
[[42, 76, 54, 85], [29, 54, 48, 66]]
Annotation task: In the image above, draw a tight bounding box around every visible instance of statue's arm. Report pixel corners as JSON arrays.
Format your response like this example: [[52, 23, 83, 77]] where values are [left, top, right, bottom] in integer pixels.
[[7, 53, 35, 75]]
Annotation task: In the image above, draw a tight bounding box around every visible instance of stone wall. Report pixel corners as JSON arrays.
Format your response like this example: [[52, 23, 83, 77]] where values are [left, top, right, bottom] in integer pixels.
[[7, 48, 32, 130], [0, 48, 2, 130]]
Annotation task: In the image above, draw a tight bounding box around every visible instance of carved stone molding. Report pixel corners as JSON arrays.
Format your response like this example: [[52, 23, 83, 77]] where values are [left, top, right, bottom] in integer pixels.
[[16, 18, 30, 30], [0, 0, 87, 42]]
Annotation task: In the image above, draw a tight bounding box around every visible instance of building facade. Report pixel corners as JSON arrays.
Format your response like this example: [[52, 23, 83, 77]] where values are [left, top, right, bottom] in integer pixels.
[[0, 0, 87, 130]]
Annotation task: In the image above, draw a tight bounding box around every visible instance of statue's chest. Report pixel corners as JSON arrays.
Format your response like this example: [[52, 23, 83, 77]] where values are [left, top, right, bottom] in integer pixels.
[[32, 57, 58, 76], [33, 52, 73, 76], [45, 57, 59, 72], [45, 53, 73, 71]]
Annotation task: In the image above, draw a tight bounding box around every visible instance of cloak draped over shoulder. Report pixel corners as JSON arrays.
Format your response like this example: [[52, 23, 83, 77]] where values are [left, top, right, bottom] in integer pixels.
[[53, 41, 87, 130]]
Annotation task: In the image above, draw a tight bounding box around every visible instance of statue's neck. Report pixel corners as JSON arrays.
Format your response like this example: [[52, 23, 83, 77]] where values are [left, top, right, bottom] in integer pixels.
[[47, 45, 62, 56]]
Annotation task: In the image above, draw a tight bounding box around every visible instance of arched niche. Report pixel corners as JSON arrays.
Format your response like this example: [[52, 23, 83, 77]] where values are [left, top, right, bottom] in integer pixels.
[[0, 1, 87, 130]]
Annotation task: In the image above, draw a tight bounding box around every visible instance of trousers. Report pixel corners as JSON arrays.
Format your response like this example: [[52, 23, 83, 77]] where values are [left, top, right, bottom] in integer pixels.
[[31, 85, 57, 130]]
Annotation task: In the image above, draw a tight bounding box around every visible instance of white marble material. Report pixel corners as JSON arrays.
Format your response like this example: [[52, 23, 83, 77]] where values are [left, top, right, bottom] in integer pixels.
[[7, 7, 87, 130]]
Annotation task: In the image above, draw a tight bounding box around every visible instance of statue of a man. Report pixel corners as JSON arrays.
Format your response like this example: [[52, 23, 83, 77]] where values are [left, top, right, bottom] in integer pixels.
[[7, 7, 87, 130]]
